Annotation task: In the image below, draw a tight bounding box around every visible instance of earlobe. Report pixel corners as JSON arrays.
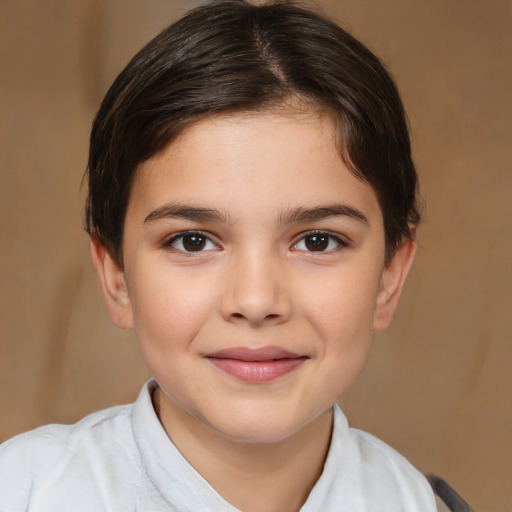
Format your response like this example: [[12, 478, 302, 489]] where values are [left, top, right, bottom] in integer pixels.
[[372, 238, 417, 333], [90, 237, 134, 330]]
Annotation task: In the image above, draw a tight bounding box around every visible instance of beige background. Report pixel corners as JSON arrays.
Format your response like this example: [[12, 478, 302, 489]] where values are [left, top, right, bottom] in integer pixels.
[[0, 1, 510, 511]]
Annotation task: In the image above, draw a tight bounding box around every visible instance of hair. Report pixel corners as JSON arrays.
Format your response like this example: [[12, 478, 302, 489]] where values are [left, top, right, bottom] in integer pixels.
[[85, 0, 421, 266]]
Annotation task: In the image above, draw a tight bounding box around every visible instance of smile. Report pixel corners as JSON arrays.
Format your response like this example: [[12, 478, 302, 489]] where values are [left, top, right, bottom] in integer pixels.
[[205, 346, 308, 383]]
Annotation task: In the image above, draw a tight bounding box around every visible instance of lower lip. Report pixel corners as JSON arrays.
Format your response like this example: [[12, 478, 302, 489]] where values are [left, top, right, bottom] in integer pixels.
[[208, 357, 307, 383]]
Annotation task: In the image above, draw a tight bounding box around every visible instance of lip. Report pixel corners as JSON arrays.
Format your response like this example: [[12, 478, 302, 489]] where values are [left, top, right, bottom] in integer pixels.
[[205, 346, 308, 383]]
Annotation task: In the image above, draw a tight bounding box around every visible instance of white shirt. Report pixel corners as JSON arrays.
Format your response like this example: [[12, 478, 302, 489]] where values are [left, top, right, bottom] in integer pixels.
[[0, 381, 436, 511]]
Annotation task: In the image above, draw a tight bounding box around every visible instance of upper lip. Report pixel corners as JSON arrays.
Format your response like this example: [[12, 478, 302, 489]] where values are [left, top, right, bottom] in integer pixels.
[[205, 346, 306, 362]]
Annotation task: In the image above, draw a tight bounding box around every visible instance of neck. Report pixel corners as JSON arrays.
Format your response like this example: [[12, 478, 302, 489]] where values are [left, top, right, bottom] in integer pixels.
[[153, 388, 333, 512]]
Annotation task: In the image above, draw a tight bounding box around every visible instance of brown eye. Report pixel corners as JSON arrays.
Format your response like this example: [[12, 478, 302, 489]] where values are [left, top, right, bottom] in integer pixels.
[[293, 232, 345, 253], [168, 232, 217, 253], [304, 234, 329, 251], [182, 234, 206, 251]]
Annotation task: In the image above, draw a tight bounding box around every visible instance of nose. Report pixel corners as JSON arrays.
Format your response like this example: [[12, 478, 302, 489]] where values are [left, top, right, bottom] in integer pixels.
[[220, 247, 292, 327]]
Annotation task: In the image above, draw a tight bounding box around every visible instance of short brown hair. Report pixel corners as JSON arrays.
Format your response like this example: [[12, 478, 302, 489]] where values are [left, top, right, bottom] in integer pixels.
[[85, 0, 420, 265]]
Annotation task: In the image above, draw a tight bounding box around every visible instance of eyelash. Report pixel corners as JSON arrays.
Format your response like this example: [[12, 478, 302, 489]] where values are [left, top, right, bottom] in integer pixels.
[[164, 231, 219, 254], [291, 231, 348, 253], [164, 230, 347, 255]]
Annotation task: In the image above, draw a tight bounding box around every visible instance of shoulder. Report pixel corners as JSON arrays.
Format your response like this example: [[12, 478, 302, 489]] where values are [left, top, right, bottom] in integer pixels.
[[328, 405, 437, 511], [0, 402, 133, 463], [349, 427, 423, 475], [0, 404, 136, 511], [427, 475, 475, 512], [352, 427, 432, 491]]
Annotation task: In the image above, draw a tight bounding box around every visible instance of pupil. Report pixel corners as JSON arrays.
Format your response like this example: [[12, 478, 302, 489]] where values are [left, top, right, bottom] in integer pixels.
[[305, 234, 328, 251], [183, 235, 206, 251]]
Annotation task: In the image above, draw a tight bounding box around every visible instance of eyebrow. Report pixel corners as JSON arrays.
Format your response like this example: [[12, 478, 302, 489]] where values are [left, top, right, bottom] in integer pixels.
[[144, 204, 232, 224], [143, 203, 369, 226], [278, 204, 369, 226]]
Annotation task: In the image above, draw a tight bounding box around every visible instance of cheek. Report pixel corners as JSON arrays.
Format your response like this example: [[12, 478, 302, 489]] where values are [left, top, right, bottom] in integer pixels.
[[128, 266, 217, 352], [301, 266, 382, 345], [306, 277, 377, 399]]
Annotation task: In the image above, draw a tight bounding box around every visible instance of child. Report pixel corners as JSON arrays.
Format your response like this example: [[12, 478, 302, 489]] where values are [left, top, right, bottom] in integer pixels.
[[0, 1, 452, 510]]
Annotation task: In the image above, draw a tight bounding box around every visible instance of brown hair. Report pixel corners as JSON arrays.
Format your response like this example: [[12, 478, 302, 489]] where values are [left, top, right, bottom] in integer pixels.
[[85, 0, 420, 265]]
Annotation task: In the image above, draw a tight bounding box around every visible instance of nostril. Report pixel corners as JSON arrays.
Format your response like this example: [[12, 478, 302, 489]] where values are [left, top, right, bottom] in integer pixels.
[[229, 312, 281, 323]]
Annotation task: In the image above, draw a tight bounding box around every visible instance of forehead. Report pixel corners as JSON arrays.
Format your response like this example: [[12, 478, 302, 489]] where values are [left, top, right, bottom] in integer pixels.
[[127, 111, 382, 226]]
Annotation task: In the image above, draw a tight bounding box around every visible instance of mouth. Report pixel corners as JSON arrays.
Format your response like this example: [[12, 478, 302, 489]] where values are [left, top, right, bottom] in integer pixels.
[[205, 346, 308, 383]]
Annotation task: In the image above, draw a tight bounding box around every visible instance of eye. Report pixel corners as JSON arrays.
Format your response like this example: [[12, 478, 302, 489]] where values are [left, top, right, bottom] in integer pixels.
[[166, 231, 218, 253], [292, 232, 346, 252]]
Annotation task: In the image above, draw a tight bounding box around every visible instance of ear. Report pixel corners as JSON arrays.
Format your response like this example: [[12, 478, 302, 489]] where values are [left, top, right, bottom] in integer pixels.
[[90, 237, 134, 330], [372, 238, 417, 333]]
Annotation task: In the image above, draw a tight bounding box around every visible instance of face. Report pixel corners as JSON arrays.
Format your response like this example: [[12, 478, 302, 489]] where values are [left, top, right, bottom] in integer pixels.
[[93, 111, 415, 445]]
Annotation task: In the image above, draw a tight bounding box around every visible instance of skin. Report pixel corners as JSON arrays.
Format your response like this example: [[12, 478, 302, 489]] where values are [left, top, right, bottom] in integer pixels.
[[92, 111, 416, 512]]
